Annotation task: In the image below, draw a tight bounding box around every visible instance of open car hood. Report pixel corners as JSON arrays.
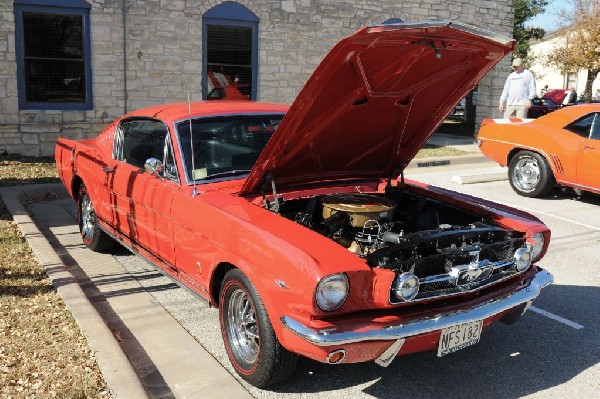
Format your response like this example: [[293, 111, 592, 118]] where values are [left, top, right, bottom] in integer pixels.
[[542, 89, 568, 104], [240, 21, 514, 195]]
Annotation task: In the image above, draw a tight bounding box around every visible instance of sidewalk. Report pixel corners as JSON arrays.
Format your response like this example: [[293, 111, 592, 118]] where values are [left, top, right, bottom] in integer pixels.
[[1, 133, 503, 398]]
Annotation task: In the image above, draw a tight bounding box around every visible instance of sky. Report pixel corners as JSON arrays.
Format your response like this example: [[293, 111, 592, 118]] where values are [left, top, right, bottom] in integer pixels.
[[526, 0, 573, 31]]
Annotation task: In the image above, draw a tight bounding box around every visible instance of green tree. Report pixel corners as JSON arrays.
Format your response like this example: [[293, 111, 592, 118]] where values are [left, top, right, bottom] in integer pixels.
[[513, 0, 548, 59], [547, 0, 600, 101]]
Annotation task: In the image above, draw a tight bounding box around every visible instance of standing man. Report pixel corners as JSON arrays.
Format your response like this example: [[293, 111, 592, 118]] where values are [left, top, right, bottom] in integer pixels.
[[498, 58, 536, 119]]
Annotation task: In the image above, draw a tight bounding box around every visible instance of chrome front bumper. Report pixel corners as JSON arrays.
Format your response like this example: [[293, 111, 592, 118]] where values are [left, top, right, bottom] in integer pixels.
[[281, 269, 553, 347]]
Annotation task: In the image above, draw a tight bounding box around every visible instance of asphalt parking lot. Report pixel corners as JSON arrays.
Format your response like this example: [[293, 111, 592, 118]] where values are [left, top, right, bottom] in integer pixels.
[[6, 161, 600, 398]]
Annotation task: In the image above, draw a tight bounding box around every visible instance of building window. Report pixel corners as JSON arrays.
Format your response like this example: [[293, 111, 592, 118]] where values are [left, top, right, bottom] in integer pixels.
[[202, 2, 259, 101], [14, 0, 92, 110], [566, 73, 577, 90]]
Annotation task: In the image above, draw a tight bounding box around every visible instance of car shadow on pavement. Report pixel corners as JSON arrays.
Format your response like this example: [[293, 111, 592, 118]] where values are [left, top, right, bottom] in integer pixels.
[[28, 200, 179, 398], [271, 283, 598, 398], [545, 188, 600, 205]]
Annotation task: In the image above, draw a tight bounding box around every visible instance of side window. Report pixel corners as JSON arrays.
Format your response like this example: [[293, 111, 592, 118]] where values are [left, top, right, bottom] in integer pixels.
[[14, 0, 92, 110], [113, 125, 124, 160], [565, 113, 597, 138], [116, 120, 168, 169], [202, 2, 259, 101]]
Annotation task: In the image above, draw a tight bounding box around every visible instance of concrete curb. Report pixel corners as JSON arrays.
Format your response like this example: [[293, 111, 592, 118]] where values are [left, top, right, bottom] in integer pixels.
[[451, 172, 507, 185], [406, 154, 492, 171], [0, 184, 148, 399]]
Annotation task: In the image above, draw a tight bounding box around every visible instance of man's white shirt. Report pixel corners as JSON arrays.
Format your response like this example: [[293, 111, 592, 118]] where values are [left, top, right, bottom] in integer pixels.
[[500, 69, 536, 106]]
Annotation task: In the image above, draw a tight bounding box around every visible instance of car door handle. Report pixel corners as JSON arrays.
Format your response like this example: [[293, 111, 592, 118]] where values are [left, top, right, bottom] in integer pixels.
[[582, 145, 595, 150], [103, 166, 115, 173]]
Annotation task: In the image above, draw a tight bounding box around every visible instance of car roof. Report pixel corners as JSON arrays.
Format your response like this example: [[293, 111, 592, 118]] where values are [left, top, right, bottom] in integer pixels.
[[125, 101, 289, 124]]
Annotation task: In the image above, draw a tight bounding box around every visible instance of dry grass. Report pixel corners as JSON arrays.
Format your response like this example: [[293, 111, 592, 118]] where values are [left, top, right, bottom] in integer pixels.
[[0, 153, 60, 186], [0, 153, 108, 398], [414, 144, 471, 159]]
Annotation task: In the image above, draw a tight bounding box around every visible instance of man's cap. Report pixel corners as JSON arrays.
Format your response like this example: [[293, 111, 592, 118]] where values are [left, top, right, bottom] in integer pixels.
[[512, 58, 523, 67]]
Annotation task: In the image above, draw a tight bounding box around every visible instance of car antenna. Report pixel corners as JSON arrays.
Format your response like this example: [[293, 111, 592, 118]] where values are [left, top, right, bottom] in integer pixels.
[[188, 92, 198, 197]]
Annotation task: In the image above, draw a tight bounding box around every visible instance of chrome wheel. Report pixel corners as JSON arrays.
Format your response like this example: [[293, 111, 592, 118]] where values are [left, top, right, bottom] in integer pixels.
[[512, 157, 540, 192], [77, 184, 115, 252], [80, 194, 96, 242], [508, 151, 555, 198], [226, 288, 259, 364], [219, 269, 298, 387]]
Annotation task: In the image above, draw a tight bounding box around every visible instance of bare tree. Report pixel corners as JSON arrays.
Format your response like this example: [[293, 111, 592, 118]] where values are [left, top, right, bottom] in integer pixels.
[[547, 0, 600, 101]]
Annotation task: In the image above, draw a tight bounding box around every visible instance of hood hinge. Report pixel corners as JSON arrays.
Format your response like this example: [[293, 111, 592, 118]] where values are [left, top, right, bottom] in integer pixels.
[[260, 171, 281, 213], [385, 165, 404, 194]]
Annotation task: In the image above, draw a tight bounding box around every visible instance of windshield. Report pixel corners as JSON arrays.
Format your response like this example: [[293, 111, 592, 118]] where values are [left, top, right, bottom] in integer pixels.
[[176, 114, 284, 183], [543, 99, 557, 107]]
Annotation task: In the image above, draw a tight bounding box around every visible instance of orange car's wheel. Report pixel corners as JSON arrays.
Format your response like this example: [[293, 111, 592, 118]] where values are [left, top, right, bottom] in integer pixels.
[[219, 269, 298, 387], [78, 185, 115, 252], [508, 151, 555, 197]]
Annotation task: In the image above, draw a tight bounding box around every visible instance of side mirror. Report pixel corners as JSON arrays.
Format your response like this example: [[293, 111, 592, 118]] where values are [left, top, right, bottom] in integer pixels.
[[144, 157, 164, 176]]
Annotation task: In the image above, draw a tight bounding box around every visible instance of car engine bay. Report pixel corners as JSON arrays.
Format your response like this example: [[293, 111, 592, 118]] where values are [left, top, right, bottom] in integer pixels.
[[278, 191, 528, 302]]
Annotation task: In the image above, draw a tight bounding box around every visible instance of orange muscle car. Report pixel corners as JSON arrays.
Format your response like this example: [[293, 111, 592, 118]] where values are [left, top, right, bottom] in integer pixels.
[[477, 104, 600, 197], [55, 22, 553, 387]]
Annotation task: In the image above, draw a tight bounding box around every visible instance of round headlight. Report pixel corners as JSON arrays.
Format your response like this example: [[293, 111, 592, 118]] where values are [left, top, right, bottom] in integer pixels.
[[394, 272, 420, 301], [514, 247, 532, 272], [315, 274, 349, 311], [528, 232, 545, 261]]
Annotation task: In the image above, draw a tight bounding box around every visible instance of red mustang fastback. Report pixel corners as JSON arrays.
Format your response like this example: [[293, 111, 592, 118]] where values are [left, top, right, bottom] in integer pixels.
[[55, 22, 553, 387]]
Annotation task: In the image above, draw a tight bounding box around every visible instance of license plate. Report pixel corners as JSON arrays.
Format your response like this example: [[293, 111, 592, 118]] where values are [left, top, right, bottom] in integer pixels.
[[437, 320, 483, 357]]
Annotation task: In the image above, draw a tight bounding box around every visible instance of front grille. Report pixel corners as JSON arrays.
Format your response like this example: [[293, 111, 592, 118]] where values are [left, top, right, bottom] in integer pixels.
[[390, 238, 526, 304], [480, 239, 522, 262]]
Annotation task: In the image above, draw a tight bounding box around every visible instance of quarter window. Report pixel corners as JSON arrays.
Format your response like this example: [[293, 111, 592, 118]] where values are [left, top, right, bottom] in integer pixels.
[[14, 0, 92, 110], [565, 113, 599, 138], [590, 114, 600, 141]]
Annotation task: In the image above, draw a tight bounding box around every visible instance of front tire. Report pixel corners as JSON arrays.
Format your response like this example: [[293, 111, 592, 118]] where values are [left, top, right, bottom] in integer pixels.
[[508, 151, 555, 197], [78, 184, 115, 252], [219, 269, 298, 387]]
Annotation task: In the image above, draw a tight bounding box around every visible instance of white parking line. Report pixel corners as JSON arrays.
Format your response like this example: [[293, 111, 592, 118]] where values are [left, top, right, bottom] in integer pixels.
[[529, 306, 584, 330]]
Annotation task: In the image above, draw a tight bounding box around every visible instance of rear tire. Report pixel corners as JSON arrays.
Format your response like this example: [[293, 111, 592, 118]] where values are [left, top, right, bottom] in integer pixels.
[[508, 151, 555, 197], [219, 269, 298, 387], [78, 184, 115, 252]]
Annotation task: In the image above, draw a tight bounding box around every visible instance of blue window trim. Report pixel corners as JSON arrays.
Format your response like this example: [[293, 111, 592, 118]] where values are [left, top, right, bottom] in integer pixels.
[[14, 0, 91, 7], [382, 18, 404, 24], [14, 0, 93, 110], [202, 2, 259, 101]]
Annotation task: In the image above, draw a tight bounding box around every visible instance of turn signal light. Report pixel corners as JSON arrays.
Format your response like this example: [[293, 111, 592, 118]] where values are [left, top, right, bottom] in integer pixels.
[[325, 349, 346, 364]]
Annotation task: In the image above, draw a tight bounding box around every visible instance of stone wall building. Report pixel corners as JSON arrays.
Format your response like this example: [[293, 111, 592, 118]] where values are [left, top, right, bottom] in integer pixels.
[[0, 0, 515, 157]]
